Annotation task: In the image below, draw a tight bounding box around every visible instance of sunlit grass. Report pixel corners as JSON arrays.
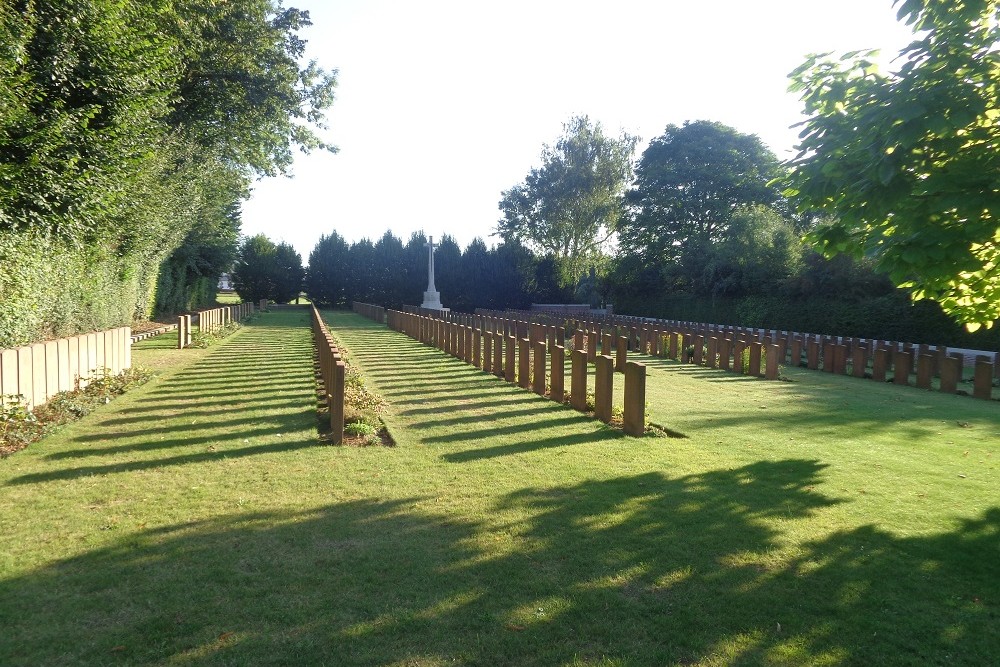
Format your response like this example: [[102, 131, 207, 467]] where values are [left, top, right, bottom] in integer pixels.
[[0, 310, 996, 666]]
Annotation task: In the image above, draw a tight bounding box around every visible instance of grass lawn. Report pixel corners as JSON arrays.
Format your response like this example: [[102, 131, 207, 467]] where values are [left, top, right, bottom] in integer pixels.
[[0, 309, 996, 665], [214, 291, 241, 304]]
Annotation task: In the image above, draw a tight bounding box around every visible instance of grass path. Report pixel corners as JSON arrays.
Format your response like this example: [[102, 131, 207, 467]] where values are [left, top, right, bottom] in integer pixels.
[[0, 309, 996, 665]]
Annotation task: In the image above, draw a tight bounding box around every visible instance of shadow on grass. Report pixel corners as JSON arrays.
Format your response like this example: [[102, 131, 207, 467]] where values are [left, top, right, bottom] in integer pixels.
[[1, 460, 995, 665], [6, 309, 318, 485]]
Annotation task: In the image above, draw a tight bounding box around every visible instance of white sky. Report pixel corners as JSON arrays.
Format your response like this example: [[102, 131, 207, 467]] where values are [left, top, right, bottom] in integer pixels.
[[240, 0, 917, 261]]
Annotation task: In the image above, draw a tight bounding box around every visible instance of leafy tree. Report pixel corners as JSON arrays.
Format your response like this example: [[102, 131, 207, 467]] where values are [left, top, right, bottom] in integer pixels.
[[271, 242, 305, 303], [169, 0, 338, 177], [698, 205, 802, 297], [306, 231, 351, 306], [345, 238, 376, 304], [618, 120, 785, 283], [433, 234, 464, 308], [497, 115, 637, 284], [784, 0, 999, 330], [233, 234, 278, 304], [232, 234, 302, 303]]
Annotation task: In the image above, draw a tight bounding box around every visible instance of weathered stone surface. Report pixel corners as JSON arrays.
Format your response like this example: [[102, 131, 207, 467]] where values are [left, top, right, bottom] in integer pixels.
[[533, 341, 546, 395], [852, 344, 867, 378], [518, 338, 531, 389], [939, 356, 960, 394], [973, 360, 993, 400], [571, 349, 588, 411], [807, 340, 819, 370], [505, 335, 516, 383], [916, 354, 934, 389], [872, 348, 889, 382], [615, 336, 627, 373], [765, 344, 780, 380], [893, 350, 912, 386], [551, 345, 565, 403], [594, 355, 614, 423], [749, 341, 763, 377], [623, 361, 646, 436]]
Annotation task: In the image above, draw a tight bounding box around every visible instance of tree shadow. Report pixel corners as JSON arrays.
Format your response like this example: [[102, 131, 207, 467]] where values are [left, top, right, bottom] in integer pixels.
[[7, 309, 318, 485], [3, 460, 993, 665]]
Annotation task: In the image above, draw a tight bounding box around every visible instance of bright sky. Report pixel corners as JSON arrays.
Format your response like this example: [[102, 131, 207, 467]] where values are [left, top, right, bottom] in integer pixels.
[[240, 0, 917, 261]]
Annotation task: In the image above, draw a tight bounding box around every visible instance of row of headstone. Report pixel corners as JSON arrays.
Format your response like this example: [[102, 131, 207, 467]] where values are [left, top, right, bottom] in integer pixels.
[[386, 309, 647, 436], [311, 306, 345, 444], [178, 302, 256, 350], [352, 302, 386, 323], [0, 326, 132, 410], [476, 309, 997, 400]]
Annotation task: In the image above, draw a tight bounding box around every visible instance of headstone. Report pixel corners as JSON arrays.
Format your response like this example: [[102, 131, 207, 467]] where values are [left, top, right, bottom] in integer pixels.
[[852, 344, 867, 378], [807, 340, 819, 370], [571, 349, 588, 411], [973, 360, 993, 400], [719, 338, 731, 371], [623, 361, 646, 436], [939, 356, 960, 393], [872, 348, 889, 382], [518, 338, 531, 389], [505, 335, 516, 383], [533, 341, 546, 395], [483, 332, 493, 373], [765, 344, 780, 380], [594, 355, 614, 423], [749, 341, 763, 377], [706, 337, 718, 369], [494, 333, 504, 377], [916, 354, 934, 389], [587, 331, 597, 364], [615, 336, 627, 373], [893, 350, 912, 385], [551, 345, 565, 402]]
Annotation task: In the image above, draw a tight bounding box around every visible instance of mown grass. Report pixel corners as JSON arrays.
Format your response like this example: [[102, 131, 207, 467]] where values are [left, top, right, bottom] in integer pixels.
[[0, 309, 996, 666]]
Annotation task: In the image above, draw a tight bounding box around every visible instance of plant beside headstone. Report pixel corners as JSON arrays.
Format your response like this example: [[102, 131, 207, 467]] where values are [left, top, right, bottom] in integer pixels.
[[1, 366, 153, 457]]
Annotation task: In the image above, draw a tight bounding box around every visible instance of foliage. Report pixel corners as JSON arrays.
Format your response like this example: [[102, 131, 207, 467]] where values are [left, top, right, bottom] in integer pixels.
[[168, 0, 338, 177], [784, 0, 1000, 330], [306, 231, 543, 312], [190, 320, 245, 348], [620, 120, 785, 272], [0, 0, 337, 346], [232, 234, 304, 304], [1, 366, 153, 457], [498, 115, 637, 284], [698, 205, 803, 297], [306, 231, 351, 307]]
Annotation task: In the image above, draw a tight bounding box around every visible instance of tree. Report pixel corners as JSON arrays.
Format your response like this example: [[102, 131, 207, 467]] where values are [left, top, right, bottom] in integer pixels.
[[306, 231, 351, 306], [271, 242, 305, 303], [618, 120, 785, 286], [784, 0, 1000, 330], [169, 0, 338, 177], [233, 234, 278, 303], [232, 234, 302, 303], [497, 115, 637, 284], [698, 205, 802, 297]]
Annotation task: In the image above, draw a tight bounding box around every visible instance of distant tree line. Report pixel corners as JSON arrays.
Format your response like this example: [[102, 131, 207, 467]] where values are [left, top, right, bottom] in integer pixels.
[[305, 231, 584, 312], [0, 1, 335, 348], [302, 112, 997, 348]]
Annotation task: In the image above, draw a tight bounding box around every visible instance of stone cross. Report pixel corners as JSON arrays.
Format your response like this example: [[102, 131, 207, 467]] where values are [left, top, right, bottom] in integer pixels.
[[421, 235, 444, 310], [425, 236, 437, 293]]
